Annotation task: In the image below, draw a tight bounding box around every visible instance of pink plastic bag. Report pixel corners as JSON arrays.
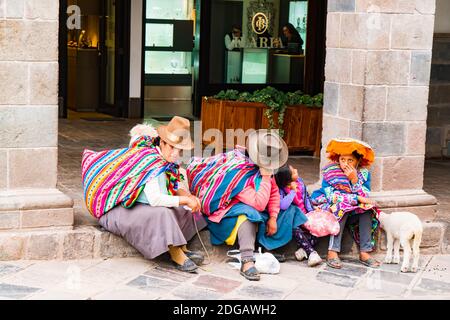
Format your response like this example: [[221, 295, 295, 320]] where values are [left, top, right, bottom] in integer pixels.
[[303, 209, 340, 237]]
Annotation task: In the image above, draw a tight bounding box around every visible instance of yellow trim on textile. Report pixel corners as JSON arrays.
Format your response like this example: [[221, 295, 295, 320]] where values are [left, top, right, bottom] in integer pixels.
[[225, 215, 248, 245]]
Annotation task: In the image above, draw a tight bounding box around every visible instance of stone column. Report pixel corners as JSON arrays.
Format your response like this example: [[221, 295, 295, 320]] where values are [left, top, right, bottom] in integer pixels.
[[321, 0, 437, 219], [0, 0, 73, 231]]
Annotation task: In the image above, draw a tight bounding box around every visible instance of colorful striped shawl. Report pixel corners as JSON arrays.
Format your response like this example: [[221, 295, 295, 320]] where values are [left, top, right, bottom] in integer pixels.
[[81, 136, 180, 219], [322, 163, 353, 193], [315, 162, 379, 248], [187, 150, 260, 216]]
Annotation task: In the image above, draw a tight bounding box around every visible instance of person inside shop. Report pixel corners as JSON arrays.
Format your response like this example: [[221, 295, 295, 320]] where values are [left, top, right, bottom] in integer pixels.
[[277, 23, 304, 54], [225, 25, 245, 51]]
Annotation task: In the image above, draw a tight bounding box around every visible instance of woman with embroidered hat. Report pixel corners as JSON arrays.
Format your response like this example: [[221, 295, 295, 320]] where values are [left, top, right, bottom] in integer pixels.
[[311, 138, 381, 269], [82, 116, 207, 273]]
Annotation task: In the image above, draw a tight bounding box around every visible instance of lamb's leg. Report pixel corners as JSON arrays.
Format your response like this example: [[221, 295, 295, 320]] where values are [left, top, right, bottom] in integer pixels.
[[384, 232, 394, 264], [393, 239, 401, 264], [411, 231, 422, 273], [400, 236, 412, 273]]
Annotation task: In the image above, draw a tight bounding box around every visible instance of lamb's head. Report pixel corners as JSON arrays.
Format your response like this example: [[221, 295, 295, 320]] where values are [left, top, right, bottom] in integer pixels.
[[129, 123, 158, 146], [378, 211, 389, 228]]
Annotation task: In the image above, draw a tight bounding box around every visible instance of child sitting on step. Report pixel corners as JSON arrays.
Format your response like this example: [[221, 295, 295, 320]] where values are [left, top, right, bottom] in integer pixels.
[[258, 164, 322, 267]]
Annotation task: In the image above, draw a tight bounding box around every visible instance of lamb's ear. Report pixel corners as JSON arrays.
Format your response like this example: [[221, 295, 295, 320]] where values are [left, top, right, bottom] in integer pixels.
[[129, 124, 143, 137], [129, 124, 158, 138]]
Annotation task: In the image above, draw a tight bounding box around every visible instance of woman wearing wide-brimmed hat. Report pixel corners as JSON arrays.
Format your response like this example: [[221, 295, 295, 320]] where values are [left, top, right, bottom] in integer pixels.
[[82, 116, 207, 273], [311, 138, 381, 269], [187, 130, 287, 281]]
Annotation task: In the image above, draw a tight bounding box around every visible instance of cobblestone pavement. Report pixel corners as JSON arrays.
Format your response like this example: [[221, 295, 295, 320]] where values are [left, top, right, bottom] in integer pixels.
[[0, 254, 449, 300]]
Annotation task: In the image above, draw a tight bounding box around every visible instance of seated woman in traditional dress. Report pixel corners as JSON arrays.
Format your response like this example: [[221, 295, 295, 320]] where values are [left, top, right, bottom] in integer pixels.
[[257, 164, 322, 267], [187, 130, 286, 281], [311, 138, 381, 269], [82, 116, 207, 273]]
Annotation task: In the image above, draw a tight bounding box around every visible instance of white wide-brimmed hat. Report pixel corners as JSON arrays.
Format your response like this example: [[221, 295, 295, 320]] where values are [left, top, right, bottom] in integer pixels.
[[247, 130, 289, 170]]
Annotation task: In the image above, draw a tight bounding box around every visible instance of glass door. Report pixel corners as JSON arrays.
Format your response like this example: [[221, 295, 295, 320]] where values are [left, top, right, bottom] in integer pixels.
[[143, 0, 195, 120], [99, 0, 130, 117]]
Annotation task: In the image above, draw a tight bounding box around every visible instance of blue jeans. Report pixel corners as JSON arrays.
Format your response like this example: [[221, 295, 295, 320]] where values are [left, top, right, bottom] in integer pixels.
[[328, 211, 373, 253]]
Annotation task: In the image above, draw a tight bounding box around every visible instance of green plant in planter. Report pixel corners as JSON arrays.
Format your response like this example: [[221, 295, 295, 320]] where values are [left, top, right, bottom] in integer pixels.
[[212, 87, 323, 138]]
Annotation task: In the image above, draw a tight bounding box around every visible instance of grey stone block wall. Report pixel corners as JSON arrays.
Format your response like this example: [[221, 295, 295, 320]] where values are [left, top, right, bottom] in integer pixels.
[[323, 0, 436, 196], [0, 0, 74, 230]]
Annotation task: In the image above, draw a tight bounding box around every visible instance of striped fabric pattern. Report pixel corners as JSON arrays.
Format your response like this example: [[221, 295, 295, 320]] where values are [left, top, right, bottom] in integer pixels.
[[186, 150, 260, 216], [322, 163, 352, 193], [81, 136, 179, 219]]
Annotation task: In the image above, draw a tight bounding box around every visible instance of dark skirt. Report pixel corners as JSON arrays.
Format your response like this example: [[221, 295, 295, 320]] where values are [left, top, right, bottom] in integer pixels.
[[257, 205, 308, 251], [98, 203, 207, 259]]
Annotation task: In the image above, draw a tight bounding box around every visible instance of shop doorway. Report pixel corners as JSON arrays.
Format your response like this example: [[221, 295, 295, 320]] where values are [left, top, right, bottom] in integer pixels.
[[141, 0, 197, 120], [59, 0, 131, 119]]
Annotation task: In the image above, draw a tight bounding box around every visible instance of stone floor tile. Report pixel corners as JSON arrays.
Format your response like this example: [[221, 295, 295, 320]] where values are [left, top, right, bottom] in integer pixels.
[[414, 277, 450, 294], [48, 278, 117, 299], [0, 283, 41, 300], [284, 277, 352, 300], [92, 285, 162, 300], [421, 255, 450, 283], [92, 257, 155, 277], [144, 265, 198, 283], [26, 289, 90, 300], [171, 284, 224, 300], [354, 277, 408, 297], [0, 264, 23, 279], [192, 275, 242, 294], [366, 269, 416, 286], [235, 285, 286, 300], [126, 275, 179, 294], [323, 263, 368, 277], [316, 271, 359, 288]]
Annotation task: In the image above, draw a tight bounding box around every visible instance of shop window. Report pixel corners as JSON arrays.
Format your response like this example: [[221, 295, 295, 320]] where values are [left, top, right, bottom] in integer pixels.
[[143, 0, 195, 86], [209, 0, 308, 86]]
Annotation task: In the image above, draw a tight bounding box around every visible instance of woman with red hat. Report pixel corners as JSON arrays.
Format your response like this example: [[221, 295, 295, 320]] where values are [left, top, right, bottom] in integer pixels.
[[311, 138, 381, 269]]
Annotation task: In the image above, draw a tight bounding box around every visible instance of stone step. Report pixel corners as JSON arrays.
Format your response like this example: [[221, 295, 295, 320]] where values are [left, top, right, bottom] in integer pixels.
[[0, 218, 446, 262], [0, 226, 139, 261]]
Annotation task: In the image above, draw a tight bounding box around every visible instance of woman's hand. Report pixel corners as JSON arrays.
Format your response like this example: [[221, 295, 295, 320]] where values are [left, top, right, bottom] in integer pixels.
[[266, 217, 278, 236], [343, 164, 358, 184], [190, 195, 202, 212], [180, 196, 201, 212]]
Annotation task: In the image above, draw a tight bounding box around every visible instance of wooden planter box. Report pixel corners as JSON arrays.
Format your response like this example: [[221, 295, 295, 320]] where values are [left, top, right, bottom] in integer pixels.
[[201, 97, 323, 156]]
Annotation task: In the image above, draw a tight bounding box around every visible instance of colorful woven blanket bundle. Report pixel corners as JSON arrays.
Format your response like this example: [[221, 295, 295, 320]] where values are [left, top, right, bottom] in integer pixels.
[[187, 150, 260, 216], [82, 136, 180, 219]]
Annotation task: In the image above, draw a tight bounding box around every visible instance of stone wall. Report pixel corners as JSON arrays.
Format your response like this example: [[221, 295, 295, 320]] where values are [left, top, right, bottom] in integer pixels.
[[0, 0, 73, 230], [322, 0, 436, 211]]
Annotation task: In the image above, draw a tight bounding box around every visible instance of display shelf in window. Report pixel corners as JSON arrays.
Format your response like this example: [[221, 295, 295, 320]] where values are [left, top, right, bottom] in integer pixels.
[[145, 51, 192, 75], [145, 23, 174, 47]]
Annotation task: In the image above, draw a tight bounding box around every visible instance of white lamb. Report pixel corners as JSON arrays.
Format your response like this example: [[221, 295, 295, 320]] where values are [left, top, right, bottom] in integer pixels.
[[378, 211, 423, 273]]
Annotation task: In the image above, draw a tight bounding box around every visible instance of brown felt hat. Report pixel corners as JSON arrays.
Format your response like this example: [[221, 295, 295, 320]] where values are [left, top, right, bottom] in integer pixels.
[[156, 116, 194, 150]]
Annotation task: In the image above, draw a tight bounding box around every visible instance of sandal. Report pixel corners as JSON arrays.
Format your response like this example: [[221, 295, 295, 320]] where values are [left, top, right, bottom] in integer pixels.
[[240, 259, 260, 281], [326, 257, 343, 269], [359, 257, 381, 268]]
